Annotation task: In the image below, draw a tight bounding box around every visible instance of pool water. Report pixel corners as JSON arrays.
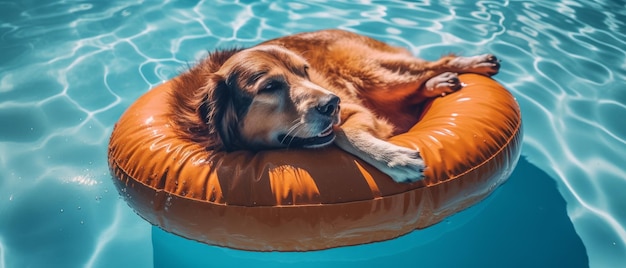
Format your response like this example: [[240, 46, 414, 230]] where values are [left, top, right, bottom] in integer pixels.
[[1, 1, 624, 267]]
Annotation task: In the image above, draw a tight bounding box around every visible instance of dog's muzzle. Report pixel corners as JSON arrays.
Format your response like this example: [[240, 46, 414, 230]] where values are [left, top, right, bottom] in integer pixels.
[[278, 94, 341, 148]]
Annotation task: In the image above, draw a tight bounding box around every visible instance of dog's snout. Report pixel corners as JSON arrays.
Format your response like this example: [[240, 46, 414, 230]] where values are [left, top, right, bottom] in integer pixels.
[[316, 95, 340, 116]]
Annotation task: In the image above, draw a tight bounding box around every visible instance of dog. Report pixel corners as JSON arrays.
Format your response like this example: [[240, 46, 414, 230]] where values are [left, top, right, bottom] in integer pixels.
[[169, 29, 500, 183]]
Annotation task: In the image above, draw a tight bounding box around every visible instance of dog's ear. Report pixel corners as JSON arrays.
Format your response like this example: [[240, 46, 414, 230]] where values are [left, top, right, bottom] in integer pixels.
[[170, 48, 248, 151], [201, 74, 242, 151]]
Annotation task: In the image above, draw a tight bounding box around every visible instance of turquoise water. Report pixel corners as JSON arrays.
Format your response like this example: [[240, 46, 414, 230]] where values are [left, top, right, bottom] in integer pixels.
[[1, 0, 624, 267]]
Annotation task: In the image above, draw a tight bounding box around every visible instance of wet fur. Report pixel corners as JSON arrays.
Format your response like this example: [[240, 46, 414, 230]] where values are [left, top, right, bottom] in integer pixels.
[[169, 29, 500, 183]]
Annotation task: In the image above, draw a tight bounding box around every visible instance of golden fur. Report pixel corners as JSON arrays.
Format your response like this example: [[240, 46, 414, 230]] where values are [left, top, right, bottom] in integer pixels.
[[170, 29, 499, 182]]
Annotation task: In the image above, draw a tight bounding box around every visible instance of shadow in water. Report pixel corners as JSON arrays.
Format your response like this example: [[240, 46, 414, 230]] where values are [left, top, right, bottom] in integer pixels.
[[152, 156, 588, 267]]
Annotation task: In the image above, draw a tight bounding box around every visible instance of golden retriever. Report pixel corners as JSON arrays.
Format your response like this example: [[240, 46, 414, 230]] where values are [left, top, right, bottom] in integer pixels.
[[170, 29, 500, 183]]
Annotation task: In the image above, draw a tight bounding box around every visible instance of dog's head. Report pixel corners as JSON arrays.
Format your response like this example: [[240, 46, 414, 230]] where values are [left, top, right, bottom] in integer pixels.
[[186, 45, 341, 151]]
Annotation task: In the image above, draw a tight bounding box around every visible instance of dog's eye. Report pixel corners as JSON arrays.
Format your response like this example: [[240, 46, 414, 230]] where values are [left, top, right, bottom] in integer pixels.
[[260, 80, 283, 93], [303, 65, 310, 77]]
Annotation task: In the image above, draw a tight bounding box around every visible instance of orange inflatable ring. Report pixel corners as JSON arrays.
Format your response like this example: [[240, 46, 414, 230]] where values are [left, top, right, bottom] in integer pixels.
[[108, 73, 522, 251]]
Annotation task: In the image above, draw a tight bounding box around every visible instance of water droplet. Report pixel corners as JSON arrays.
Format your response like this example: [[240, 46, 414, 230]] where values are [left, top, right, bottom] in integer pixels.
[[164, 195, 173, 211], [77, 206, 81, 210], [60, 209, 64, 213], [80, 220, 84, 225]]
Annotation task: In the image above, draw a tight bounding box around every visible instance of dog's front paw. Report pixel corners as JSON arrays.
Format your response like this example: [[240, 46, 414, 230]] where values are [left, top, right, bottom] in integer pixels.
[[334, 130, 426, 183], [380, 146, 426, 183]]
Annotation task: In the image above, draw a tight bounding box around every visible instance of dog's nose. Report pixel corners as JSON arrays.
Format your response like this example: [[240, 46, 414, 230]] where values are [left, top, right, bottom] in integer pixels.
[[316, 94, 340, 116]]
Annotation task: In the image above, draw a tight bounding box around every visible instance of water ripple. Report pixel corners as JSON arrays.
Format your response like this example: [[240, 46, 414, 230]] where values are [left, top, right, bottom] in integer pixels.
[[503, 1, 626, 265]]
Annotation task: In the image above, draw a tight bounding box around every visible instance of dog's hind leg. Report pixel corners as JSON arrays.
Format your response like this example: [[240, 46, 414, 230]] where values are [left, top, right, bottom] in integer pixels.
[[362, 53, 500, 103]]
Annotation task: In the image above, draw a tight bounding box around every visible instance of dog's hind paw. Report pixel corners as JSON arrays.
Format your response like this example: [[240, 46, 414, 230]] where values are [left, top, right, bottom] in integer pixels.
[[424, 72, 461, 97], [452, 54, 500, 76]]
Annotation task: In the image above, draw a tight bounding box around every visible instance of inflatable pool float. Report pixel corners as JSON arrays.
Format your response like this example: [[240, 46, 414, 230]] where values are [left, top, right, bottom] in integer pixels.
[[108, 73, 522, 251]]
